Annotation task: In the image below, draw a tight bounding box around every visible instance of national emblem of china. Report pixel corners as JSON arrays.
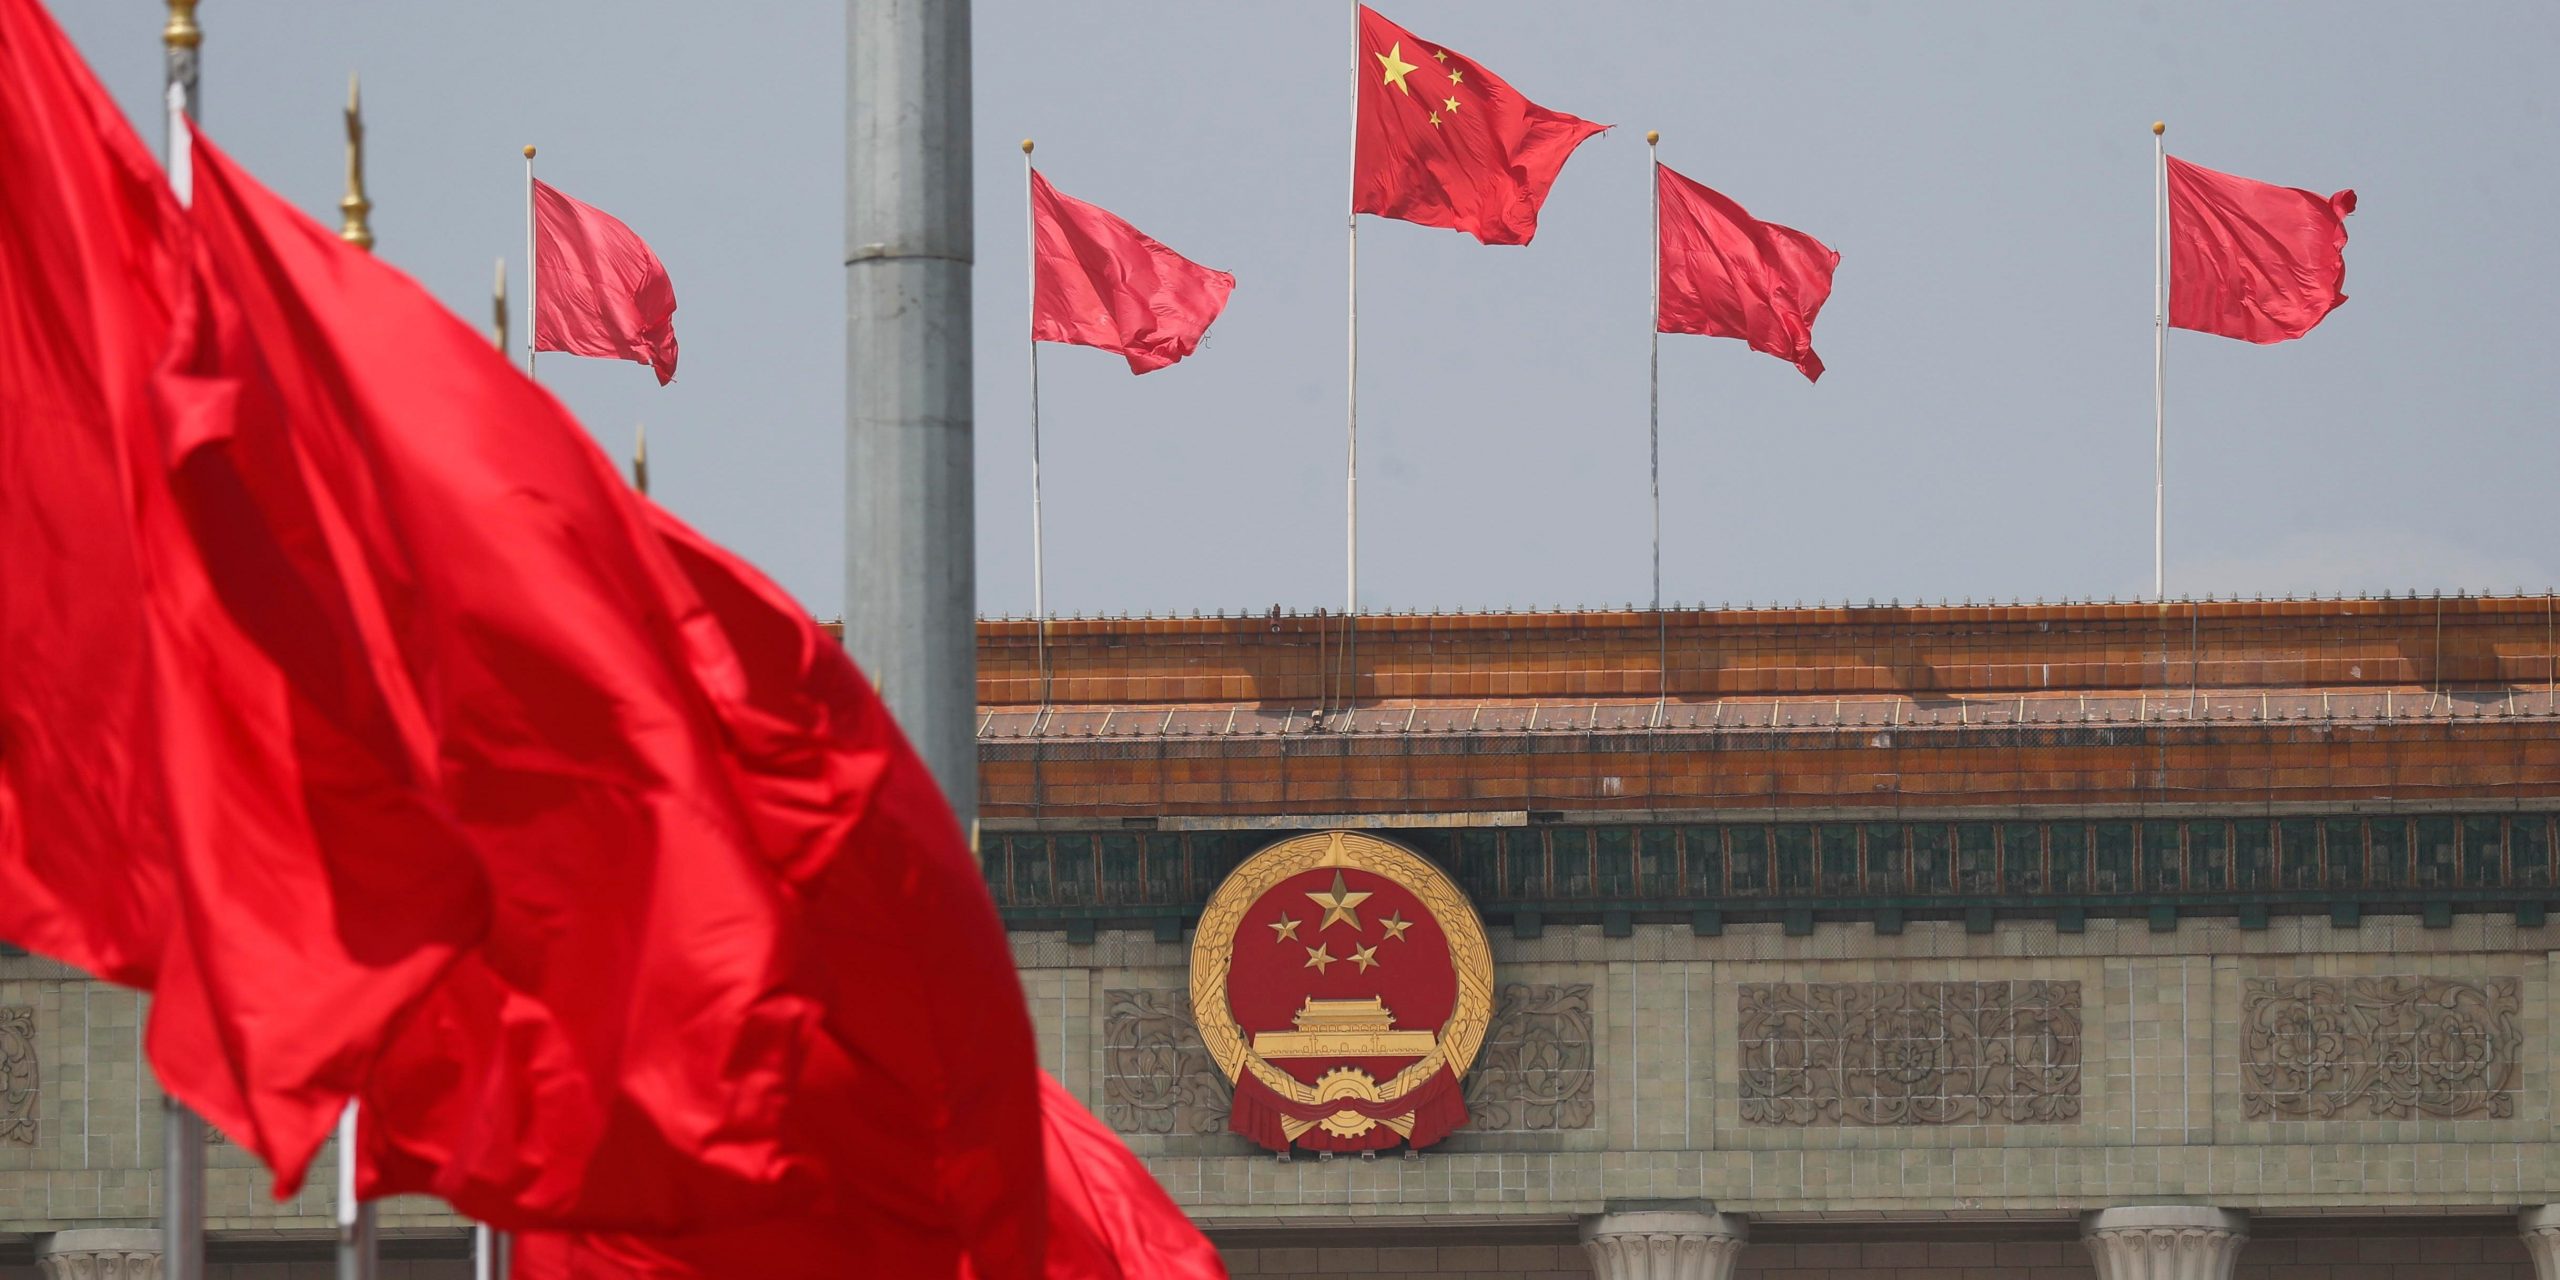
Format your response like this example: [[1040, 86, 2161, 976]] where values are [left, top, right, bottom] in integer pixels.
[[1189, 830, 1494, 1154]]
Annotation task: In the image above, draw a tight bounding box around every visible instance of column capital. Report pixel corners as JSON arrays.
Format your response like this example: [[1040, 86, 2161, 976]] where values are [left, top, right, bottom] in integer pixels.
[[2082, 1206, 2248, 1280], [35, 1229, 164, 1280], [2519, 1205, 2560, 1280], [1580, 1207, 1748, 1280]]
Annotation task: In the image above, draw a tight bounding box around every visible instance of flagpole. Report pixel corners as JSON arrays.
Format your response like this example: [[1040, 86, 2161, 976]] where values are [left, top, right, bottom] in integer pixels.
[[492, 259, 508, 353], [1647, 131, 1666, 726], [524, 144, 538, 378], [1024, 139, 1051, 711], [2152, 120, 2166, 601], [334, 90, 381, 1280], [160, 10, 207, 1280], [1342, 0, 1360, 725]]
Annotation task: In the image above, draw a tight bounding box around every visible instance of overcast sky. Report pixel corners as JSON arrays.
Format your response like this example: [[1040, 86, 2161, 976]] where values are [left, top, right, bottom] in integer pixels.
[[56, 2, 2560, 619]]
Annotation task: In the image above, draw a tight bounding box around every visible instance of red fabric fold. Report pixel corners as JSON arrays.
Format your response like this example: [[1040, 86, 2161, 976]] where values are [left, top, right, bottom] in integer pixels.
[[1032, 170, 1235, 374], [1352, 5, 1606, 246], [2167, 155, 2355, 344], [1655, 162, 1840, 383], [534, 179, 680, 383]]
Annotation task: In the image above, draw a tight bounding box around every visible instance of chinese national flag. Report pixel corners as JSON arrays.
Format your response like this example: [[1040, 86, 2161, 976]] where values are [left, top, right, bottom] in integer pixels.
[[1353, 6, 1606, 246], [1655, 163, 1840, 383], [1032, 170, 1235, 374], [2167, 155, 2356, 344]]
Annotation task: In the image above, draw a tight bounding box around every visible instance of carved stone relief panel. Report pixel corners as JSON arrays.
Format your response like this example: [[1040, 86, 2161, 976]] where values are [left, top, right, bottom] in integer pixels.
[[1739, 980, 2081, 1126], [1462, 982, 1596, 1132], [2241, 975, 2520, 1120], [1101, 988, 1231, 1136], [0, 1005, 34, 1145]]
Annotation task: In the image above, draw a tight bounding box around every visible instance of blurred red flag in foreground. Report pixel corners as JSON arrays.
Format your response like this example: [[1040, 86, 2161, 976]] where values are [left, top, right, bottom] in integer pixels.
[[534, 178, 681, 383], [1032, 170, 1235, 374], [1655, 162, 1840, 383], [2167, 155, 2356, 344]]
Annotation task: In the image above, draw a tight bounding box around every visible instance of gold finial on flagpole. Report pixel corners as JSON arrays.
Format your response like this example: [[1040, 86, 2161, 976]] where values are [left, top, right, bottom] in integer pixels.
[[492, 259, 508, 352], [2153, 121, 2166, 136], [1021, 138, 1033, 155], [1646, 130, 1659, 145], [523, 144, 536, 159], [632, 423, 650, 496], [339, 74, 373, 251], [164, 0, 201, 50]]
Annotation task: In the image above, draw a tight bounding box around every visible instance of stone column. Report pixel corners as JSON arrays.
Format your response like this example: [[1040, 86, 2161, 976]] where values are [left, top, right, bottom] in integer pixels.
[[2081, 1206, 2248, 1280], [35, 1229, 165, 1280], [1580, 1208, 1748, 1280], [2519, 1205, 2560, 1280]]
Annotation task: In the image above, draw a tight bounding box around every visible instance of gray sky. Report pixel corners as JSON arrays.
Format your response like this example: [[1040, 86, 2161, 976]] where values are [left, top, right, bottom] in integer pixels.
[[57, 2, 2560, 619]]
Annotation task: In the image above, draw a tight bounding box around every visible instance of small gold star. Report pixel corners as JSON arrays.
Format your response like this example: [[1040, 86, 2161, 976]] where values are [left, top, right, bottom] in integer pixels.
[[1349, 944, 1381, 973], [1447, 68, 1463, 85], [1428, 111, 1441, 127], [1380, 911, 1412, 942], [1304, 944, 1336, 973], [1305, 871, 1372, 932], [1269, 914, 1301, 942], [1374, 43, 1417, 96], [1432, 48, 1448, 62], [1443, 96, 1461, 114]]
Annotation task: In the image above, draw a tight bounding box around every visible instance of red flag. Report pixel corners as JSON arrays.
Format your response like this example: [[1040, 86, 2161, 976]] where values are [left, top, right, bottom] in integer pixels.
[[0, 0, 185, 989], [170, 129, 1047, 1271], [1032, 171, 1235, 374], [1033, 1072, 1227, 1280], [1353, 6, 1606, 246], [534, 179, 681, 383], [1655, 163, 1840, 383], [2167, 155, 2356, 344]]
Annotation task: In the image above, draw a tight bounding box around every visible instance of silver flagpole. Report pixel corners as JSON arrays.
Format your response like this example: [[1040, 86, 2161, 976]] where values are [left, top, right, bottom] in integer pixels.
[[160, 10, 207, 1280], [1341, 0, 1360, 725], [1648, 131, 1666, 726], [524, 145, 539, 378], [2152, 121, 2166, 601], [1024, 139, 1050, 710], [334, 1103, 376, 1280]]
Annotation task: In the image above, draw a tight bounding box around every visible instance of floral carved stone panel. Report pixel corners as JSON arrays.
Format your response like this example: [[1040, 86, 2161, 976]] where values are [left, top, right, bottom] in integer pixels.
[[1738, 981, 2081, 1126], [2241, 976, 2521, 1120], [0, 1006, 34, 1145], [1101, 989, 1231, 1136], [1462, 983, 1596, 1132]]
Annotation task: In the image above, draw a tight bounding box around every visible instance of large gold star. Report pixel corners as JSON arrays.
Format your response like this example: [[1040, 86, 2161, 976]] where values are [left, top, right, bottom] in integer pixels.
[[1305, 871, 1372, 933], [1304, 943, 1336, 973], [1375, 43, 1418, 95], [1379, 911, 1412, 942], [1349, 944, 1381, 973], [1268, 914, 1301, 942]]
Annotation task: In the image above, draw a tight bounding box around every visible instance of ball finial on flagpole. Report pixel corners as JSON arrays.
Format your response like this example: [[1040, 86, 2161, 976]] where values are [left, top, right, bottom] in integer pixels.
[[2152, 121, 2165, 136], [1646, 130, 1659, 145], [522, 144, 536, 159], [1021, 138, 1034, 155]]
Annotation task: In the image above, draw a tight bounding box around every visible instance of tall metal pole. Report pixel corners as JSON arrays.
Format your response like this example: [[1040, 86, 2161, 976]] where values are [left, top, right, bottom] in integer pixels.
[[2152, 121, 2166, 601], [1647, 131, 1666, 725], [333, 1104, 376, 1280], [847, 0, 978, 812], [1025, 139, 1050, 710], [160, 11, 207, 1280], [524, 145, 539, 378], [1342, 0, 1361, 724]]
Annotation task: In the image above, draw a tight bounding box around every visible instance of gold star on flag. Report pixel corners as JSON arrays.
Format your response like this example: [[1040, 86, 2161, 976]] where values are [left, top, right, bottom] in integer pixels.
[[1447, 68, 1463, 85], [1432, 48, 1448, 62], [1349, 944, 1381, 973], [1428, 111, 1441, 128], [1269, 914, 1301, 942], [1304, 944, 1336, 973], [1305, 871, 1372, 933], [1443, 96, 1461, 114], [1380, 911, 1412, 942], [1375, 43, 1417, 95]]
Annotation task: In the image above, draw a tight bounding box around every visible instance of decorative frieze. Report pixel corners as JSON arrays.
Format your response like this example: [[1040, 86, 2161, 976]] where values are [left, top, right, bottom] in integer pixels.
[[1100, 989, 1230, 1136], [1463, 983, 1597, 1132], [1738, 980, 2081, 1126], [2241, 975, 2520, 1120], [0, 1005, 34, 1146]]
